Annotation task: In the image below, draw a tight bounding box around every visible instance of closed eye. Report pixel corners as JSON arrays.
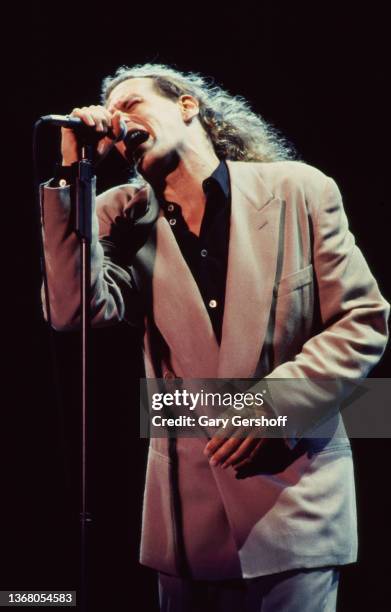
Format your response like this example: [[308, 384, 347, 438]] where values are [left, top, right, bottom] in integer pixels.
[[124, 98, 142, 111]]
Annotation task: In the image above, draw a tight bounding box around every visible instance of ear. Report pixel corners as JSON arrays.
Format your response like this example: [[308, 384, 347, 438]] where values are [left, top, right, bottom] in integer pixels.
[[179, 94, 199, 122]]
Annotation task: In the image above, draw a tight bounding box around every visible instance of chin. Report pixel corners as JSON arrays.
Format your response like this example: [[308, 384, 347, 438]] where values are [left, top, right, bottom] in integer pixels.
[[137, 147, 180, 180], [137, 149, 162, 175]]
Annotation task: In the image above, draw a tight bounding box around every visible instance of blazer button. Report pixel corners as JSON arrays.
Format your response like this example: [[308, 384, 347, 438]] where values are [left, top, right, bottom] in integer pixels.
[[164, 370, 176, 380]]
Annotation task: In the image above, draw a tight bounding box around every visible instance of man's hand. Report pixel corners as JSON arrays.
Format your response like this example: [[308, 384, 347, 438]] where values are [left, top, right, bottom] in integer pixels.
[[60, 105, 125, 165], [201, 396, 273, 470], [204, 431, 267, 470]]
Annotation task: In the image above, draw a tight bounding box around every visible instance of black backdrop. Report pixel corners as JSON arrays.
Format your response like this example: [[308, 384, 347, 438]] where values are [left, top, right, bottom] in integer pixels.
[[2, 3, 390, 611]]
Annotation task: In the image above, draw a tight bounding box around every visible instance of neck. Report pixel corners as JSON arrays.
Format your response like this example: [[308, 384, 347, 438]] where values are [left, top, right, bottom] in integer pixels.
[[163, 150, 219, 206], [143, 138, 220, 235]]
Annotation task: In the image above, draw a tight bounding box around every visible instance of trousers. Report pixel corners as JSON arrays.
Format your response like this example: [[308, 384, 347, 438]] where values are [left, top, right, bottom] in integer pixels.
[[158, 567, 340, 612]]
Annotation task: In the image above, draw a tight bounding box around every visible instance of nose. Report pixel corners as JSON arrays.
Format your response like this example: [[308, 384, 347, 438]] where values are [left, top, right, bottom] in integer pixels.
[[106, 103, 129, 119]]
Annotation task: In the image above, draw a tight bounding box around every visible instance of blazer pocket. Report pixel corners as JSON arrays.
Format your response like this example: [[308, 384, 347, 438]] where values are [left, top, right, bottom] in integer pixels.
[[274, 264, 313, 297]]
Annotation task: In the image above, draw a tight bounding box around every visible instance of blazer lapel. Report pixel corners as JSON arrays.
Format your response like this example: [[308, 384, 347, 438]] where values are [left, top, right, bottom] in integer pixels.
[[217, 162, 283, 378], [138, 163, 283, 379]]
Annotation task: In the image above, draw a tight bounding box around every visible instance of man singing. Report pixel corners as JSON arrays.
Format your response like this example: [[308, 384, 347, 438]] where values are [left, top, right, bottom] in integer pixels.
[[40, 64, 389, 611]]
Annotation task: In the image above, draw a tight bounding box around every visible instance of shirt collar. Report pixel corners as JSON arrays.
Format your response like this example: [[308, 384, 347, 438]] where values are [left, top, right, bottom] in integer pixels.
[[202, 159, 230, 200], [160, 158, 230, 214]]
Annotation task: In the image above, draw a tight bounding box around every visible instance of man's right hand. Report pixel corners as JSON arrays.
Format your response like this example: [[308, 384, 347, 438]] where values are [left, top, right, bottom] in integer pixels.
[[60, 105, 125, 165]]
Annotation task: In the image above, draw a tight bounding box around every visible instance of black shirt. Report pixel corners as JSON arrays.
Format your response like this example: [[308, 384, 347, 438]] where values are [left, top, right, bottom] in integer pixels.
[[160, 160, 231, 344]]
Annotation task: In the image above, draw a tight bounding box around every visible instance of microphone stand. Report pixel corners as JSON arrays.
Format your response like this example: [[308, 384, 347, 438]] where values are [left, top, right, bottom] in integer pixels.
[[71, 129, 148, 611], [33, 121, 149, 611], [74, 144, 94, 612]]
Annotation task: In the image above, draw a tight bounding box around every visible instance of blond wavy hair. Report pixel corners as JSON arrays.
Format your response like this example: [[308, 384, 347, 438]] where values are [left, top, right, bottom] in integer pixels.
[[102, 63, 297, 165]]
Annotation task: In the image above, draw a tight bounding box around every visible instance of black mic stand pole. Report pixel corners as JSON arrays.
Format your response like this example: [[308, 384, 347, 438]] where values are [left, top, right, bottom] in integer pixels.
[[34, 121, 148, 611], [74, 142, 94, 612]]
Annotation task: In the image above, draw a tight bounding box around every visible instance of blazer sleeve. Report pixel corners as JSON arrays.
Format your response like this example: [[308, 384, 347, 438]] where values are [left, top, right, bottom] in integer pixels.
[[39, 180, 144, 331], [262, 174, 390, 444]]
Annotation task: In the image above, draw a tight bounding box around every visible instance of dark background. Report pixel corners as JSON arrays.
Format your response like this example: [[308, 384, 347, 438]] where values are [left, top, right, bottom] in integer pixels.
[[2, 2, 390, 611]]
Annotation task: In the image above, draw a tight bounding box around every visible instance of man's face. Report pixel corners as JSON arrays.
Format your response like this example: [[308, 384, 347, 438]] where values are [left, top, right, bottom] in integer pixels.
[[106, 77, 197, 175]]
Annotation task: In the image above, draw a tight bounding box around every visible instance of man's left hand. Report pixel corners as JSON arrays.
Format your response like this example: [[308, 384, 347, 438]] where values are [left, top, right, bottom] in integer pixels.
[[204, 434, 267, 470]]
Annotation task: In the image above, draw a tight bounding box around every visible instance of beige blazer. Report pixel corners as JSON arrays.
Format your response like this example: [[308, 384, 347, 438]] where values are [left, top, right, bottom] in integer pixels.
[[40, 160, 389, 579]]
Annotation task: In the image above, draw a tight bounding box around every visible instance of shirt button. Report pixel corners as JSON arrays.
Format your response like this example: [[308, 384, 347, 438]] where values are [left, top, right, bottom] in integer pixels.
[[200, 249, 208, 257], [209, 299, 218, 309], [169, 218, 177, 226], [167, 204, 174, 212]]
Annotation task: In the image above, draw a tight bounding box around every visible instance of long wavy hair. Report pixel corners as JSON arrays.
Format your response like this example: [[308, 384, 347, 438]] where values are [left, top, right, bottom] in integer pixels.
[[101, 63, 297, 172]]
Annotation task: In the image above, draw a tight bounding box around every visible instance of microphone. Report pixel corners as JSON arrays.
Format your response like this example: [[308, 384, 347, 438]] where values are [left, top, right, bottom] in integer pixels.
[[39, 114, 150, 161], [40, 114, 128, 143]]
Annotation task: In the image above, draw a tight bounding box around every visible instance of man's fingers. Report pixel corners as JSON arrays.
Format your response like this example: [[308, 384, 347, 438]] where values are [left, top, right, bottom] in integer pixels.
[[220, 438, 255, 469], [204, 435, 265, 470], [204, 434, 228, 458], [221, 437, 258, 469], [231, 456, 252, 471], [206, 436, 244, 466], [99, 106, 113, 126], [111, 111, 127, 140], [70, 107, 96, 127], [91, 105, 112, 132], [204, 422, 244, 458], [232, 439, 267, 470], [61, 104, 116, 165], [96, 135, 116, 156], [70, 105, 112, 132]]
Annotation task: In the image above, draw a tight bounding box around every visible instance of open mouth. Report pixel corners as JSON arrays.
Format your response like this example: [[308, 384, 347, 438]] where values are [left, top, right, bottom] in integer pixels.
[[124, 129, 150, 162]]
